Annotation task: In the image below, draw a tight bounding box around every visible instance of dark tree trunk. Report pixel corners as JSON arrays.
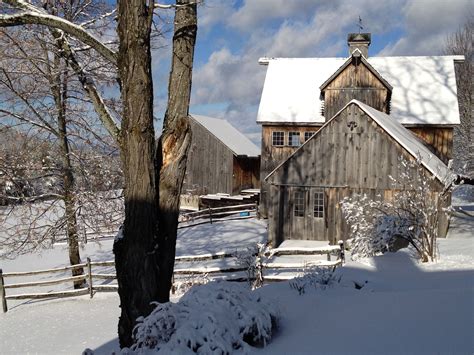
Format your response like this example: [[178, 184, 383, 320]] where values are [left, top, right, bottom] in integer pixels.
[[114, 0, 197, 348], [156, 0, 197, 302], [114, 0, 158, 349], [51, 52, 84, 289]]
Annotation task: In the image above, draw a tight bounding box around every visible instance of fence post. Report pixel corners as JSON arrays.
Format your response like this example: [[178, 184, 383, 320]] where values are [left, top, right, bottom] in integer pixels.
[[0, 269, 7, 313], [209, 207, 213, 224], [87, 258, 93, 298], [338, 240, 345, 264]]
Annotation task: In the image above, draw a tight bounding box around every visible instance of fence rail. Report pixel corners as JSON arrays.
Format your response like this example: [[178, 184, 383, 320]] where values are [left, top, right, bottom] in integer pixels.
[[0, 242, 344, 313]]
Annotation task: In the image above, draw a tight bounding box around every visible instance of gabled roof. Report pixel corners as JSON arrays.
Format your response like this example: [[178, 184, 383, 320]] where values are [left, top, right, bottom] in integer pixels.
[[319, 49, 393, 92], [190, 114, 260, 157], [265, 100, 454, 184], [257, 55, 462, 125]]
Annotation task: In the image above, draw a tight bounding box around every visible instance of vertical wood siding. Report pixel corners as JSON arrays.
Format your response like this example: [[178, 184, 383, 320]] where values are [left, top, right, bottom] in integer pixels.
[[260, 125, 322, 218], [266, 104, 449, 245]]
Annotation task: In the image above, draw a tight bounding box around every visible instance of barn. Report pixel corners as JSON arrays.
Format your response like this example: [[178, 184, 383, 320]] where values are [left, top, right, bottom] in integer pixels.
[[265, 100, 452, 246], [257, 33, 462, 220], [256, 32, 462, 245], [183, 114, 260, 196]]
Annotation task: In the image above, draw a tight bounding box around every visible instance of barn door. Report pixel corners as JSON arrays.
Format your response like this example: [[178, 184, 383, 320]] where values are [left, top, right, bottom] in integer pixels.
[[308, 187, 326, 240], [288, 187, 307, 240]]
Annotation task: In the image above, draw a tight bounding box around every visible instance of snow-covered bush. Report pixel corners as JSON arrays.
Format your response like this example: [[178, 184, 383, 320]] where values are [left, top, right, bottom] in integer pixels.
[[341, 155, 453, 262], [289, 266, 339, 295], [128, 281, 278, 354]]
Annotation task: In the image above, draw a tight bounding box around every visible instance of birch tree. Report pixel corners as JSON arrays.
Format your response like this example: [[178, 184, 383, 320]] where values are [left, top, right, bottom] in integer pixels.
[[0, 0, 197, 347]]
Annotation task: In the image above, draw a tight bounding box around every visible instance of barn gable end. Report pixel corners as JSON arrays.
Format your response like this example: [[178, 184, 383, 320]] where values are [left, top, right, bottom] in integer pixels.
[[265, 100, 451, 246]]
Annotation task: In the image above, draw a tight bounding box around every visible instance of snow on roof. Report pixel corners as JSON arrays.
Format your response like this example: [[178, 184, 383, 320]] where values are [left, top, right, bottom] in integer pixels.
[[257, 55, 462, 126], [190, 114, 260, 157], [353, 100, 454, 183], [265, 100, 453, 184]]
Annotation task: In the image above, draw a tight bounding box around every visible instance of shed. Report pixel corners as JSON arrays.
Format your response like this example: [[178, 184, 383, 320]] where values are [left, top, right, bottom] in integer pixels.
[[183, 114, 260, 195], [265, 100, 452, 246]]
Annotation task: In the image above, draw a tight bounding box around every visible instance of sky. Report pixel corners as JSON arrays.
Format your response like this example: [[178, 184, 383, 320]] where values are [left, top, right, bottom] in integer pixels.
[[152, 0, 473, 145]]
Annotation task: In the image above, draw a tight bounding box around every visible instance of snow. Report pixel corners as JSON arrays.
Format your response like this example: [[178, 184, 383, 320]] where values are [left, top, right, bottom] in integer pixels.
[[1, 196, 473, 354], [265, 100, 453, 184], [353, 100, 453, 182], [191, 114, 260, 157], [257, 56, 462, 125]]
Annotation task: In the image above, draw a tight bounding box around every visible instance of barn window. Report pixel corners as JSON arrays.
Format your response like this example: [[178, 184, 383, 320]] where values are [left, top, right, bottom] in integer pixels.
[[304, 131, 315, 142], [288, 132, 301, 147], [313, 189, 324, 218], [294, 191, 305, 217], [272, 131, 285, 146]]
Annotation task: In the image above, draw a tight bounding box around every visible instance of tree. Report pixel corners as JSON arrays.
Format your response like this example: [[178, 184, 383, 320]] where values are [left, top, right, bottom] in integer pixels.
[[445, 16, 473, 177], [0, 0, 198, 347], [0, 1, 119, 288]]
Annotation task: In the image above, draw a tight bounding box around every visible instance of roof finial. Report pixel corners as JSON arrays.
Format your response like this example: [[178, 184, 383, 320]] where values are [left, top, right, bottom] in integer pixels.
[[358, 16, 363, 34]]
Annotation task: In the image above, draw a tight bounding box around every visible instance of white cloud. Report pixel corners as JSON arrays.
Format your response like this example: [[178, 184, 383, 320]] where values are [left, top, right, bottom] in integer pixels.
[[380, 0, 474, 55], [190, 0, 472, 141]]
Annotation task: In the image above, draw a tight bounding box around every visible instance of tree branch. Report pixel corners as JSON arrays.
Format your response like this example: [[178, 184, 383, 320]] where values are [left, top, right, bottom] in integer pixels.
[[0, 0, 117, 65]]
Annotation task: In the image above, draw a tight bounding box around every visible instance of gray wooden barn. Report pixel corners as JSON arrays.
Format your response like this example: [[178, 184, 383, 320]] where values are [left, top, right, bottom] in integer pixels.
[[183, 114, 260, 196], [257, 33, 462, 223], [265, 100, 452, 246], [256, 32, 461, 245]]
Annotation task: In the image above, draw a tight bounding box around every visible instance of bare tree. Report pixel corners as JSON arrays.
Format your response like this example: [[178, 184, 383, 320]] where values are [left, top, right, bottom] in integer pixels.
[[445, 16, 473, 177], [0, 0, 198, 347], [0, 1, 120, 288]]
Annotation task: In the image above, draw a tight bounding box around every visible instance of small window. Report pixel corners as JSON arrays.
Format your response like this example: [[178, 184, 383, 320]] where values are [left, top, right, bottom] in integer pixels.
[[294, 191, 305, 217], [304, 131, 315, 142], [272, 131, 284, 146], [313, 189, 324, 218], [288, 132, 301, 147]]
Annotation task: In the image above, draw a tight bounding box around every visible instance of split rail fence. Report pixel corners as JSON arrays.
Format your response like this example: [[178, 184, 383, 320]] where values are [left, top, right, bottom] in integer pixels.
[[0, 242, 344, 313]]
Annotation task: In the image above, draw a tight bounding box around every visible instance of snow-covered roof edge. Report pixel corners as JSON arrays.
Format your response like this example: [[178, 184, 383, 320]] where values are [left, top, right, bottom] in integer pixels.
[[190, 114, 260, 158], [265, 100, 453, 184]]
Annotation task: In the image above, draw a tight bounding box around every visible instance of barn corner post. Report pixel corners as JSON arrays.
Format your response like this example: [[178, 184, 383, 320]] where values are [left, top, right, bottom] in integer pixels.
[[114, 0, 159, 348], [155, 0, 197, 303]]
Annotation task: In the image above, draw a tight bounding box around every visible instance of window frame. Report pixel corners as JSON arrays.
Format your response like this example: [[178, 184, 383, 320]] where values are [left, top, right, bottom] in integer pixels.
[[272, 131, 285, 146], [313, 189, 324, 219], [304, 131, 315, 142], [294, 190, 305, 217], [288, 131, 301, 147]]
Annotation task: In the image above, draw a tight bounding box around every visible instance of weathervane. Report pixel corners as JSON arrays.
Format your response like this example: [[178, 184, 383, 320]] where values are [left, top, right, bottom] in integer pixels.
[[358, 16, 363, 33]]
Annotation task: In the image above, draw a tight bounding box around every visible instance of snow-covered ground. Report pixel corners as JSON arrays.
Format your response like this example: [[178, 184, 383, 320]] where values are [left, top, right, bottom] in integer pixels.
[[0, 186, 473, 354]]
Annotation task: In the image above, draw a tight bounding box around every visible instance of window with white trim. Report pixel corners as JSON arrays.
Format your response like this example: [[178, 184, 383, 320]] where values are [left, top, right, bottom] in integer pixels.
[[272, 131, 284, 146], [288, 132, 301, 147], [313, 189, 324, 218]]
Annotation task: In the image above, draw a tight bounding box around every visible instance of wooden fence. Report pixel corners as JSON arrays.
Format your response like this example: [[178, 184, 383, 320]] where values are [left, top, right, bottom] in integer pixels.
[[178, 203, 258, 228], [0, 242, 344, 313]]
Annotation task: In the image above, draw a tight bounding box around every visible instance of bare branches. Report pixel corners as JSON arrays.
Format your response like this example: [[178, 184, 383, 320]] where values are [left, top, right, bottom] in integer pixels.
[[1, 0, 117, 64]]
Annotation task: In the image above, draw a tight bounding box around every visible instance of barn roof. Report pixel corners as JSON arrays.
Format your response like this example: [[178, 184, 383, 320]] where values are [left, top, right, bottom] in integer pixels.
[[190, 114, 260, 157], [265, 100, 454, 184], [257, 55, 462, 126]]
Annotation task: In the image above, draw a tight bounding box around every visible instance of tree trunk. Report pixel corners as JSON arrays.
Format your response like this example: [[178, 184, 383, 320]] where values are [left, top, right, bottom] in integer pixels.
[[114, 0, 158, 348], [156, 0, 197, 302], [51, 52, 84, 289]]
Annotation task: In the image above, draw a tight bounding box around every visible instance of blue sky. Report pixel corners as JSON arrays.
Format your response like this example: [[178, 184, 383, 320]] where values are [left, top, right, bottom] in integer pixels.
[[152, 0, 473, 145]]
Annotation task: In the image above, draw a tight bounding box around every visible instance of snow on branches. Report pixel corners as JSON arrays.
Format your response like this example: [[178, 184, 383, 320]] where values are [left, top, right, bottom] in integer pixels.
[[127, 282, 278, 354], [341, 155, 451, 262]]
